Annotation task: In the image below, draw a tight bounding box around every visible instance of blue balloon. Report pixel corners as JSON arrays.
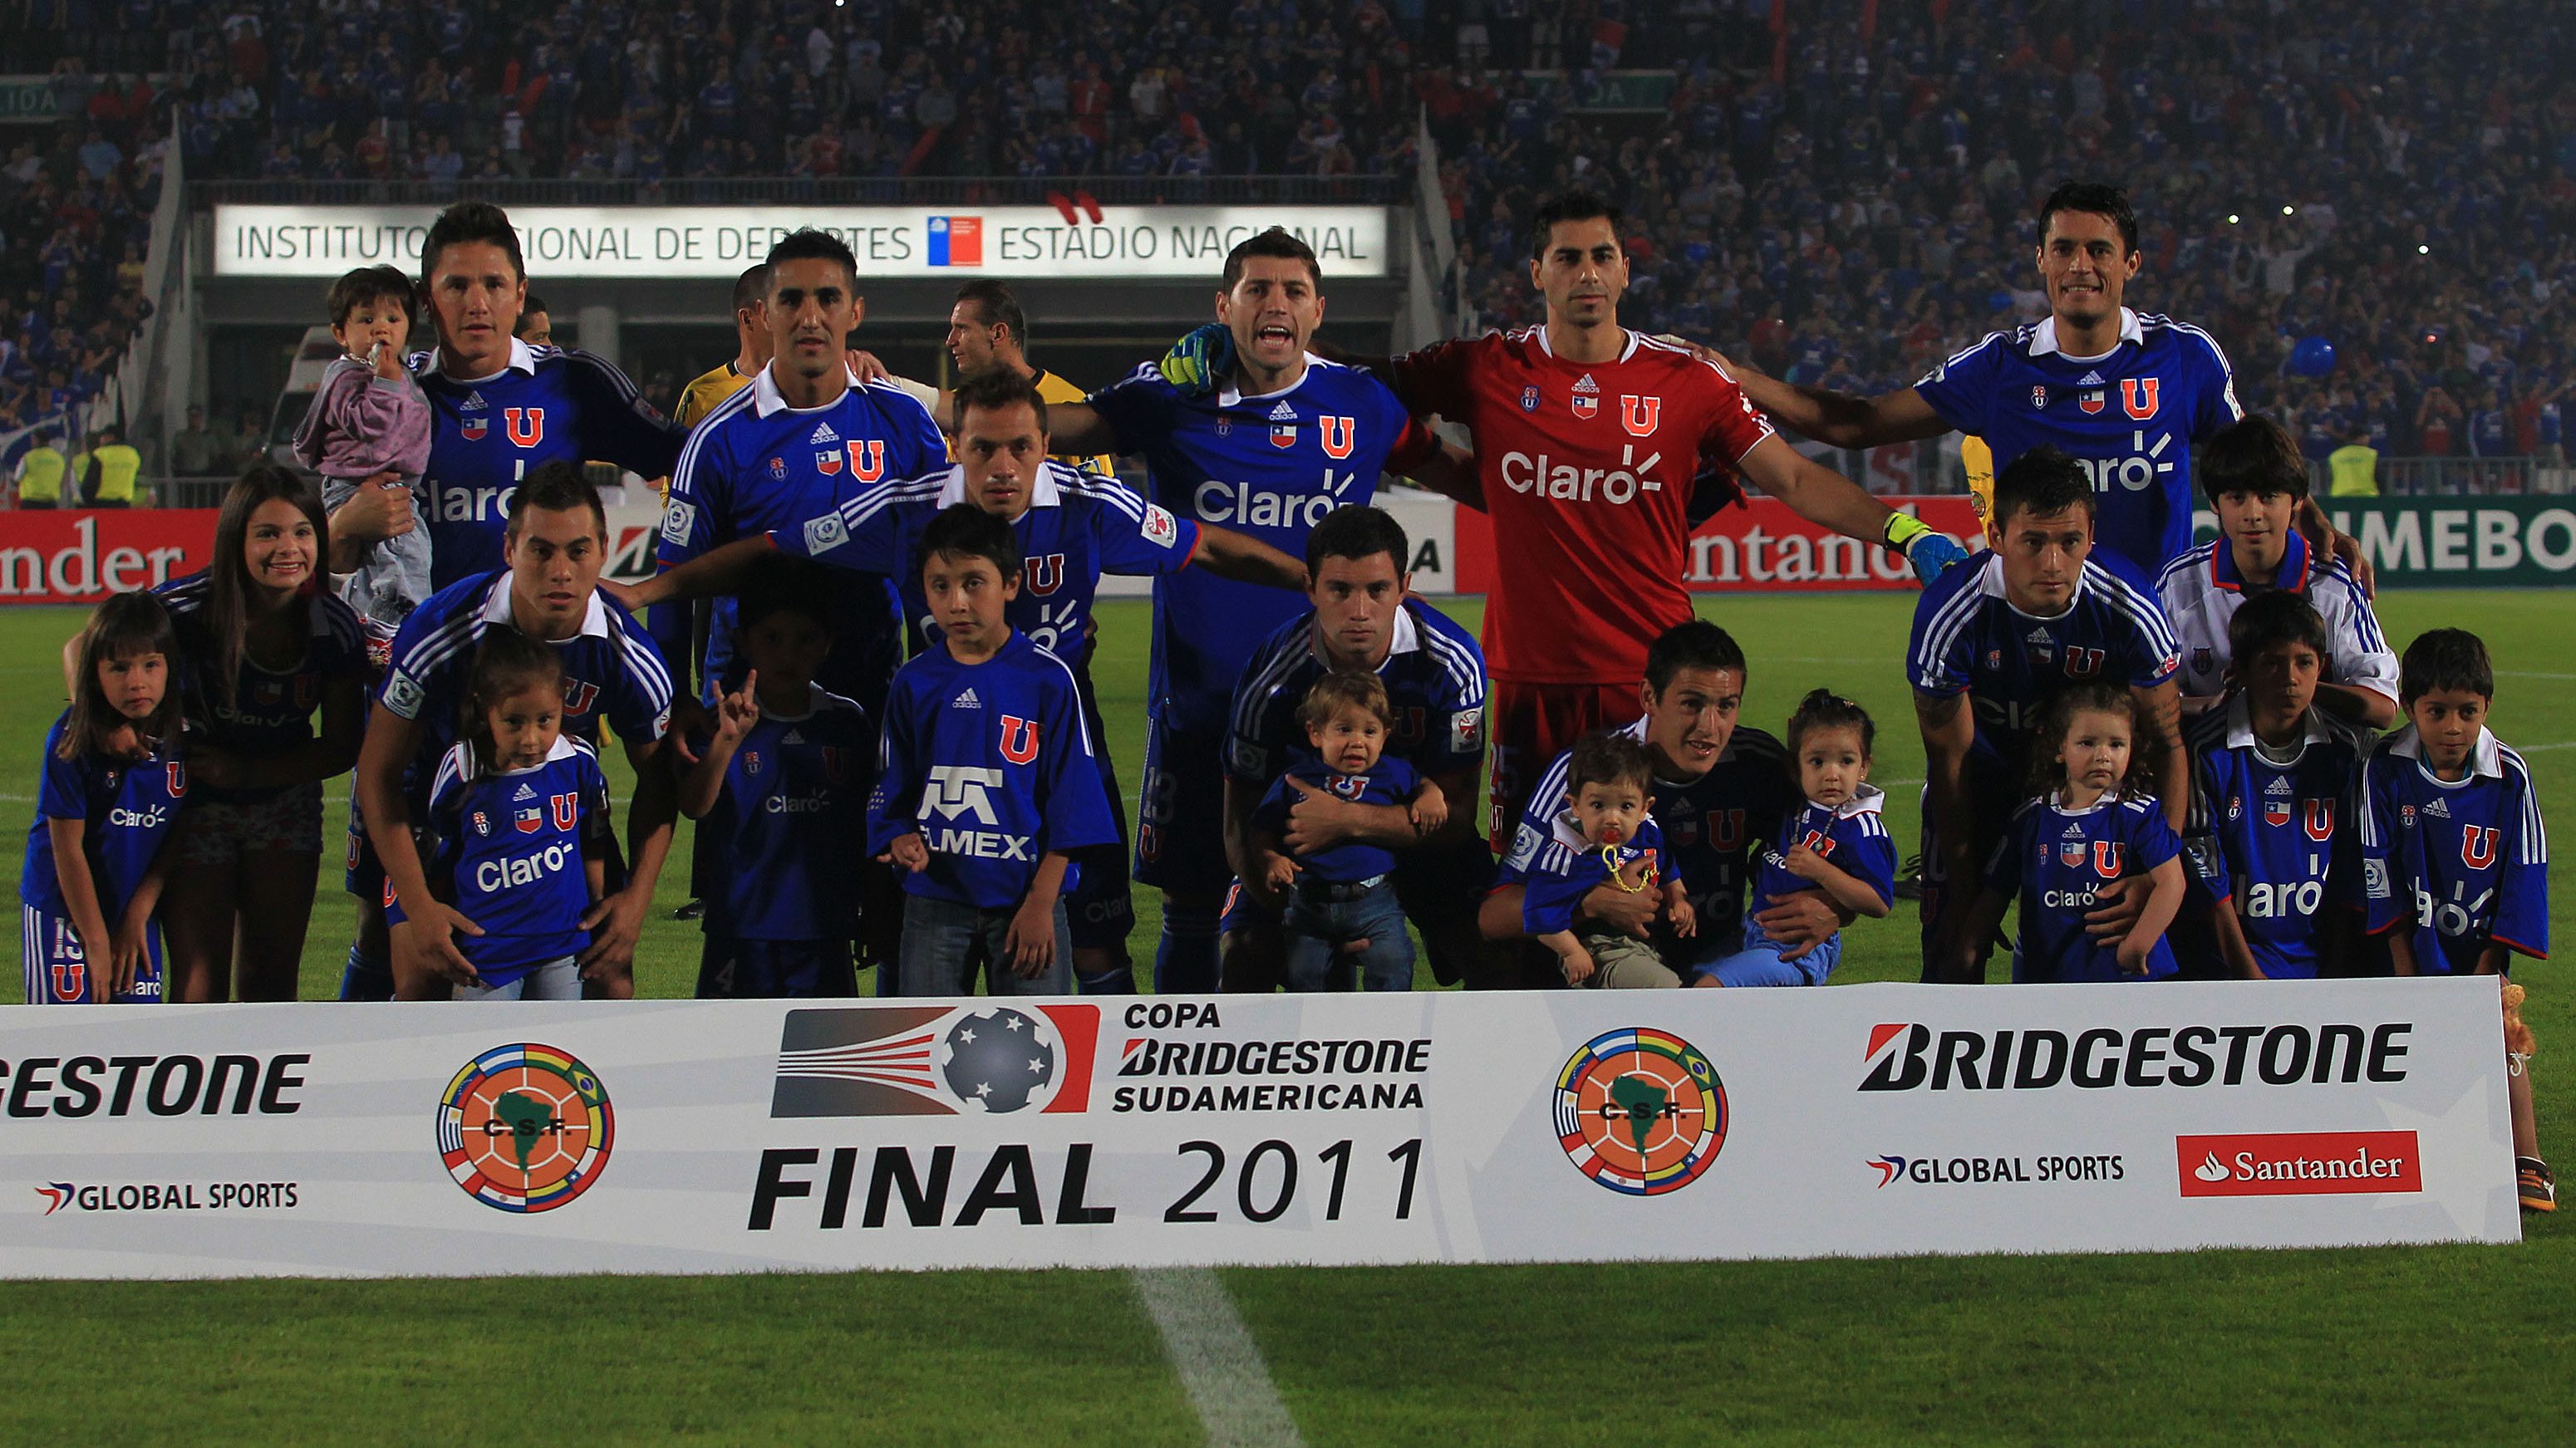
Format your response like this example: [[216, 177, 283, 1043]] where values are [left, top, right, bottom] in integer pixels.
[[2289, 335, 2338, 377]]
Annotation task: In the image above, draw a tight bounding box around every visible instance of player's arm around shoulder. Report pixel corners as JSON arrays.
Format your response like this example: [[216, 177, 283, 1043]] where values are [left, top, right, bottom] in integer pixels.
[[1695, 339, 1952, 449]]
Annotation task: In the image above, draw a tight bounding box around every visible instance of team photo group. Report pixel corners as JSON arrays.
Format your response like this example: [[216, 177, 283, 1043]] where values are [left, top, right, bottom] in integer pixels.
[[21, 181, 2556, 1214]]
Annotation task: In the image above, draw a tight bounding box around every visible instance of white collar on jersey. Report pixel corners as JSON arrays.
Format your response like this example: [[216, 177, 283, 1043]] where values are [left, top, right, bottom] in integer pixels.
[[1309, 601, 1420, 669], [423, 335, 540, 381], [1972, 549, 2094, 619], [751, 360, 868, 418], [2387, 723, 2506, 781], [2221, 690, 2338, 752], [1817, 783, 1886, 820], [1533, 325, 1641, 363], [2044, 788, 2122, 815], [479, 572, 612, 640], [2028, 308, 2145, 359], [1216, 355, 1325, 408], [491, 734, 585, 776], [933, 460, 1067, 510]]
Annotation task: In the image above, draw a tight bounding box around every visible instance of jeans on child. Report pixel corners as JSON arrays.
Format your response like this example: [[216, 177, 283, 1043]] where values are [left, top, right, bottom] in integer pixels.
[[456, 956, 583, 1001], [1691, 916, 1841, 987], [1280, 876, 1413, 993], [898, 894, 1074, 996]]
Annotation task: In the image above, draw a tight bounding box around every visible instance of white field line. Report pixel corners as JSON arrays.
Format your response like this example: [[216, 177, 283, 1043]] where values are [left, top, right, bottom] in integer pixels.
[[1130, 1266, 1305, 1448]]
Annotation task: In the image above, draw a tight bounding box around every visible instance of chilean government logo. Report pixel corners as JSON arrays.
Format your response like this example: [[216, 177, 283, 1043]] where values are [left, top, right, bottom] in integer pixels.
[[1553, 1028, 1728, 1195], [437, 1043, 616, 1213]]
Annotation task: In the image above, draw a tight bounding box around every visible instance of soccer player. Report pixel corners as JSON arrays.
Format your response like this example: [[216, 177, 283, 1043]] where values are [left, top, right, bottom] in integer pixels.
[[1177, 192, 1963, 850], [351, 463, 676, 1000], [327, 202, 682, 593], [625, 369, 1308, 994], [1220, 506, 1492, 989], [514, 292, 552, 347], [1717, 182, 2303, 582], [2180, 592, 2373, 980], [2358, 628, 2553, 1211], [676, 265, 771, 429], [2158, 416, 2397, 726], [1481, 620, 1827, 984], [1910, 448, 2185, 980], [946, 278, 1116, 474], [868, 504, 1118, 996]]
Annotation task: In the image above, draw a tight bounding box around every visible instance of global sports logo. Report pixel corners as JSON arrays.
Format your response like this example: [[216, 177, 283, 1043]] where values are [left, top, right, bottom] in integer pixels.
[[436, 1043, 615, 1213], [772, 1004, 1102, 1117], [1552, 1028, 1727, 1195]]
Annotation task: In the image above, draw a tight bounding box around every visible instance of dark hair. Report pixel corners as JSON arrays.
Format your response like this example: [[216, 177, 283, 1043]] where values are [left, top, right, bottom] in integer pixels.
[[1990, 445, 2097, 527], [951, 366, 1050, 438], [1643, 619, 1747, 696], [2399, 628, 2494, 704], [504, 459, 606, 538], [2227, 591, 2330, 670], [1298, 671, 1392, 732], [735, 557, 836, 634], [61, 591, 183, 761], [519, 290, 548, 317], [1528, 189, 1625, 261], [2200, 415, 2310, 506], [2036, 181, 2141, 257], [1568, 730, 1654, 796], [731, 263, 772, 315], [953, 278, 1027, 345], [1304, 504, 1408, 575], [1786, 689, 1875, 760], [917, 501, 1020, 581], [462, 627, 563, 768], [764, 228, 859, 289], [326, 264, 415, 331], [420, 199, 525, 286], [204, 465, 331, 709], [2027, 682, 2154, 801], [1221, 226, 1321, 291]]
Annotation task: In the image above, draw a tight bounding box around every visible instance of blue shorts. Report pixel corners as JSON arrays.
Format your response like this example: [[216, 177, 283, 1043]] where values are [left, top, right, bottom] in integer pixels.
[[21, 903, 163, 1004], [1133, 708, 1231, 897], [697, 935, 860, 999], [1689, 916, 1840, 988]]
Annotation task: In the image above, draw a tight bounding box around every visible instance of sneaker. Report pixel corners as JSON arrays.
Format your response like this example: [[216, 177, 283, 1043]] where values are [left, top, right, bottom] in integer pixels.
[[671, 899, 708, 921], [2519, 1156, 2557, 1213]]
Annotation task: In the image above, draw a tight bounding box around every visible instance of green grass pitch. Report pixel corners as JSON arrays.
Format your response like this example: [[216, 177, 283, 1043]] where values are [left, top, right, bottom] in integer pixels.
[[2, 591, 2569, 1443]]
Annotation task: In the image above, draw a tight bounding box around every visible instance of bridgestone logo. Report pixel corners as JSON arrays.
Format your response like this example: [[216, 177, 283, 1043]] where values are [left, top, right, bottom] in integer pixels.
[[1856, 1022, 2413, 1092]]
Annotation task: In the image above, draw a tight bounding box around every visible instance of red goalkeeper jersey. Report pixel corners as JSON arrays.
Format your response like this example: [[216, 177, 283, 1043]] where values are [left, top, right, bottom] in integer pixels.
[[1393, 326, 1776, 685]]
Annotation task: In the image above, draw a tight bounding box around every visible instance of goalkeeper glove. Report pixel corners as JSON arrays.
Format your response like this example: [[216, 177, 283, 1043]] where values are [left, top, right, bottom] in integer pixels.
[[1885, 513, 1969, 583], [1158, 322, 1235, 397]]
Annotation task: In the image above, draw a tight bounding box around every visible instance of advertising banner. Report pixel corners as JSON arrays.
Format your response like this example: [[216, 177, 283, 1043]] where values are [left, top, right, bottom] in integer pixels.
[[0, 979, 2515, 1279], [212, 204, 1391, 282], [0, 509, 218, 604], [2316, 497, 2576, 588], [1453, 496, 1986, 594]]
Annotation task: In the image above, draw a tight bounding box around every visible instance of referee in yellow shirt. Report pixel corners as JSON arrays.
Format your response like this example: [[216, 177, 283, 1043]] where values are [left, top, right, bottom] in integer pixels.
[[945, 280, 1116, 474], [678, 264, 774, 429]]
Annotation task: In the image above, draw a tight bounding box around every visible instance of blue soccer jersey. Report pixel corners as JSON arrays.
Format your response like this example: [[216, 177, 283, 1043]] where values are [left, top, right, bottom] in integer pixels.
[[1747, 787, 1900, 920], [1224, 597, 1487, 788], [1085, 358, 1436, 732], [158, 572, 368, 804], [658, 366, 946, 694], [691, 691, 873, 941], [1498, 718, 1794, 945], [776, 459, 1202, 663], [415, 338, 684, 588], [1984, 791, 2185, 983], [2359, 725, 2549, 973], [1909, 550, 2181, 783], [867, 631, 1118, 909], [403, 737, 612, 984], [1915, 308, 2243, 575], [21, 714, 186, 923], [1251, 755, 1422, 885], [1520, 816, 1669, 936], [2182, 697, 2371, 979], [377, 571, 673, 811]]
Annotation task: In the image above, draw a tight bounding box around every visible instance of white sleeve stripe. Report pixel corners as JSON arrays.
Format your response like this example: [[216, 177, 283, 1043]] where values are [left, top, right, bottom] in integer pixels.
[[2500, 752, 2547, 862], [397, 614, 487, 681], [1934, 331, 2009, 374], [840, 478, 943, 531], [1911, 576, 1988, 683], [2092, 567, 2180, 657], [615, 625, 675, 705], [1418, 623, 1488, 706], [669, 387, 757, 501], [1228, 637, 1306, 741], [1035, 648, 1099, 758]]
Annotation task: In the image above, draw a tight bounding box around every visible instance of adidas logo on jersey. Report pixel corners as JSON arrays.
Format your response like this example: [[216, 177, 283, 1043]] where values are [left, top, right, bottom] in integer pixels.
[[951, 688, 982, 709], [1571, 373, 1600, 394], [809, 421, 840, 444], [2423, 797, 2452, 819], [461, 391, 489, 411], [783, 729, 805, 745], [1267, 401, 1297, 421], [513, 783, 537, 801], [2078, 371, 2106, 386], [2265, 778, 2293, 796], [2062, 822, 2087, 839], [2027, 626, 2054, 645]]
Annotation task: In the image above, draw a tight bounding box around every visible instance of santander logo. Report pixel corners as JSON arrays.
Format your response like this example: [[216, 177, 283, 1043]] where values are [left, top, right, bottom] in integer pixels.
[[2175, 1131, 2422, 1197]]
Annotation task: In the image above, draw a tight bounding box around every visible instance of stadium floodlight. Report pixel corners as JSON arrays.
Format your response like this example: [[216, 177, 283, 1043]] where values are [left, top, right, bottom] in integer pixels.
[[2226, 214, 2240, 224], [2419, 245, 2431, 255], [2283, 205, 2296, 215]]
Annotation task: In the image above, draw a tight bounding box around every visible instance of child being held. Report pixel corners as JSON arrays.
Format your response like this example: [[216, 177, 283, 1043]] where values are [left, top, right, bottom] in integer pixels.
[[1523, 732, 1694, 989], [1692, 690, 1895, 986], [1247, 672, 1448, 994], [388, 629, 612, 1001], [293, 263, 433, 661], [21, 592, 187, 1003], [1951, 683, 2188, 983]]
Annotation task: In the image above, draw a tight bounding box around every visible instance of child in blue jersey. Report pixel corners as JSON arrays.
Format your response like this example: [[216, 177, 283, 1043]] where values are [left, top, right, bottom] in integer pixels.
[[1524, 734, 1696, 989], [1248, 673, 1448, 993], [1951, 684, 2188, 984], [2358, 629, 2554, 1211], [1692, 691, 1896, 987], [868, 505, 1118, 996], [22, 592, 186, 1004], [389, 630, 612, 1000], [681, 564, 871, 999], [2182, 593, 2369, 981]]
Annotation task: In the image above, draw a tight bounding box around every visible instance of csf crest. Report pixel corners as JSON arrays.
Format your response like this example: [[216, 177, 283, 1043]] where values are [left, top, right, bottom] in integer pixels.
[[2080, 388, 2106, 415], [2061, 838, 2089, 869], [2264, 798, 2291, 828], [816, 447, 844, 476]]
